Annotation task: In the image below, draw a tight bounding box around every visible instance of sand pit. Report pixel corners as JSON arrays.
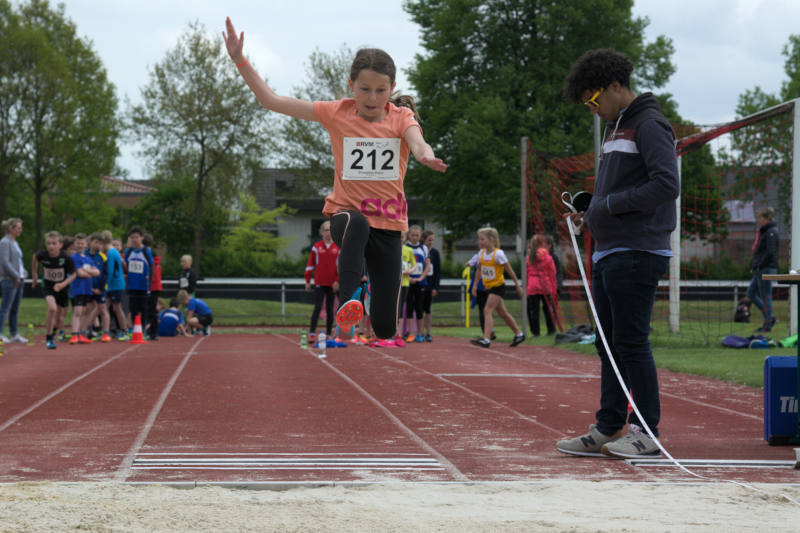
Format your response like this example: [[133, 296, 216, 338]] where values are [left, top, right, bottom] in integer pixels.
[[1, 480, 798, 532]]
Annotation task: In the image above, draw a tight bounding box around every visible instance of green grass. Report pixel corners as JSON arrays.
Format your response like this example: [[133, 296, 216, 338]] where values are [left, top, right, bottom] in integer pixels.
[[15, 297, 796, 388]]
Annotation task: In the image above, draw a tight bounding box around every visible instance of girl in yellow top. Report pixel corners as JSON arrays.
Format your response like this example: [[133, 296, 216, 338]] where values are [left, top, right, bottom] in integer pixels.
[[470, 227, 525, 348], [224, 17, 446, 341]]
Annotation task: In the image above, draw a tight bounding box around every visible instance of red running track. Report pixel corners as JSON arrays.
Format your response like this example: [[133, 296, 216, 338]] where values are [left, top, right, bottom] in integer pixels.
[[0, 334, 796, 484]]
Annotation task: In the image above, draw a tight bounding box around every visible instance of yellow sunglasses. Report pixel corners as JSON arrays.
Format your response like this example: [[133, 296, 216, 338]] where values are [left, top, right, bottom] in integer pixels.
[[583, 87, 604, 109]]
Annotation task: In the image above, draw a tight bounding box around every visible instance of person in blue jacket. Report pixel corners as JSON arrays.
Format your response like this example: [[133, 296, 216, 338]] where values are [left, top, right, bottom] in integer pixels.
[[177, 289, 213, 336]]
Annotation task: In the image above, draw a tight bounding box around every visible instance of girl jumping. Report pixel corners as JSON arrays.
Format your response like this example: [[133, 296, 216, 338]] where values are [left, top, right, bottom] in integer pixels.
[[224, 17, 446, 339]]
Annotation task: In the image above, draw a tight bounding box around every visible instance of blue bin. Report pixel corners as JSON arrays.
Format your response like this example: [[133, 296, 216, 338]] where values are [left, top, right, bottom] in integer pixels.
[[764, 356, 799, 444]]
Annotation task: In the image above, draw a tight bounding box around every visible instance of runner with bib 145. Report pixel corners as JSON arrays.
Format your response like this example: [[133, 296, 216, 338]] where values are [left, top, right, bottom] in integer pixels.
[[224, 17, 446, 341]]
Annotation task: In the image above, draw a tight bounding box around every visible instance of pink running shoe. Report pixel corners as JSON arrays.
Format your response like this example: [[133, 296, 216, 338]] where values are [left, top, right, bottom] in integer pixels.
[[393, 336, 406, 347], [377, 338, 396, 347]]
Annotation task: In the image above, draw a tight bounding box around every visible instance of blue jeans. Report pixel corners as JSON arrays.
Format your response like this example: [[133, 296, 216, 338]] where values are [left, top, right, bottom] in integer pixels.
[[0, 279, 24, 337], [592, 251, 669, 437], [747, 268, 776, 323]]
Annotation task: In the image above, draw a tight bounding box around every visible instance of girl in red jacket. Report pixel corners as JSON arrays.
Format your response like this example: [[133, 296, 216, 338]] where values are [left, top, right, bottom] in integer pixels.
[[305, 221, 340, 342], [526, 234, 557, 336]]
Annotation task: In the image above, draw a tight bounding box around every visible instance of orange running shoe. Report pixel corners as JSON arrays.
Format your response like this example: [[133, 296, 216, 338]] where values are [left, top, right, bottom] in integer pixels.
[[100, 333, 112, 342], [69, 334, 79, 344], [336, 287, 364, 330], [78, 335, 92, 344]]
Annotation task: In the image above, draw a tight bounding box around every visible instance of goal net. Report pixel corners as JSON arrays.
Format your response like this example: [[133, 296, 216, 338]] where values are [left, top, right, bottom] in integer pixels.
[[523, 99, 798, 346]]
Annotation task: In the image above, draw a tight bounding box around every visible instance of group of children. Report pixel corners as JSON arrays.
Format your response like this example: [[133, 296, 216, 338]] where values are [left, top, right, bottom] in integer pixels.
[[304, 221, 441, 349], [30, 226, 212, 349]]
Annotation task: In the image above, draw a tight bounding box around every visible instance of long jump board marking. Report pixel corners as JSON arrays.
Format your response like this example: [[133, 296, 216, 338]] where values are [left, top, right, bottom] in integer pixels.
[[627, 458, 798, 469], [132, 452, 445, 471]]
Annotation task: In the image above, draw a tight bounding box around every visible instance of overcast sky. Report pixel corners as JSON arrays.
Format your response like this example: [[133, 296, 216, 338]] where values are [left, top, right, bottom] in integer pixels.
[[51, 0, 800, 180]]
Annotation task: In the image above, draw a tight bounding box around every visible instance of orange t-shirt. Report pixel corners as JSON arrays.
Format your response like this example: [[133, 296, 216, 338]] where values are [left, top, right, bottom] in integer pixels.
[[313, 99, 420, 231]]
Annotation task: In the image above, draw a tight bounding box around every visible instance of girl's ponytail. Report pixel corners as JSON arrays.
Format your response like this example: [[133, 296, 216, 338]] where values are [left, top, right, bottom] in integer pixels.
[[391, 93, 421, 123]]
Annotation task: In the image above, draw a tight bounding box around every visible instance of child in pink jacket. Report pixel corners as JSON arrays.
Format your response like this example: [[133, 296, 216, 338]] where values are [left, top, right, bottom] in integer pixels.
[[526, 234, 557, 336]]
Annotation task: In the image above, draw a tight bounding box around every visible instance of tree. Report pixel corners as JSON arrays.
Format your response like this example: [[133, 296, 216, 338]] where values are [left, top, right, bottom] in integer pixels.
[[403, 0, 675, 238], [1, 0, 119, 248], [127, 177, 228, 272], [729, 33, 800, 221], [127, 21, 275, 273], [275, 45, 353, 196]]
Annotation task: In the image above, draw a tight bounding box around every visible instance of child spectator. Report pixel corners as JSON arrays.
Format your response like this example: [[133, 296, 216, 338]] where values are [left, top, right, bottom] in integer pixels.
[[404, 225, 430, 343], [395, 231, 416, 347], [421, 229, 440, 342], [466, 251, 495, 342], [123, 226, 153, 331], [179, 254, 198, 296], [86, 232, 111, 342], [304, 220, 340, 343], [526, 234, 557, 336], [69, 233, 100, 344], [143, 234, 162, 341], [31, 231, 76, 349], [470, 227, 525, 348], [177, 289, 213, 336], [102, 231, 128, 340], [157, 298, 189, 337], [55, 236, 75, 342]]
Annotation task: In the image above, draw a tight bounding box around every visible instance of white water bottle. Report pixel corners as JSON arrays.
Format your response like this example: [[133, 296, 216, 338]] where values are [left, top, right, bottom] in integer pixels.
[[317, 333, 327, 358]]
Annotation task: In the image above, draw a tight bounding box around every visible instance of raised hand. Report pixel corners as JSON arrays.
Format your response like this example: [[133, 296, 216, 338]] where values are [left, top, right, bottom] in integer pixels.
[[420, 156, 447, 173], [222, 17, 245, 64]]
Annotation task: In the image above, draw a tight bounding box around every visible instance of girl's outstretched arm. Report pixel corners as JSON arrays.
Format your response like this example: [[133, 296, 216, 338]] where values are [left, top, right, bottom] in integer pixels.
[[404, 126, 447, 173], [223, 17, 316, 122]]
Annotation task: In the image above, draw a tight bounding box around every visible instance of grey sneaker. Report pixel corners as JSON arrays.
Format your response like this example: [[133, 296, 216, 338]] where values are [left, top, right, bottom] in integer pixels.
[[601, 425, 661, 459], [555, 424, 622, 457]]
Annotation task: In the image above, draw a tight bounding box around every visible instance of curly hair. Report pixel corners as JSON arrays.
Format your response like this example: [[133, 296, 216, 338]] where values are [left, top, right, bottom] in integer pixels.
[[564, 48, 634, 103]]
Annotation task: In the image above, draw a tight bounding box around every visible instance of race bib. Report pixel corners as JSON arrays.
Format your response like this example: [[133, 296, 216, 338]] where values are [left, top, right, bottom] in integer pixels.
[[43, 268, 64, 282], [410, 262, 424, 276], [481, 266, 496, 281], [342, 138, 401, 180], [128, 260, 144, 274], [179, 277, 188, 288]]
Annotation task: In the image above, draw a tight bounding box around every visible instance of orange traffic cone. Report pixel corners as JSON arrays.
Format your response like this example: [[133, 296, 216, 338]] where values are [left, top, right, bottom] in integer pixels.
[[130, 314, 146, 344]]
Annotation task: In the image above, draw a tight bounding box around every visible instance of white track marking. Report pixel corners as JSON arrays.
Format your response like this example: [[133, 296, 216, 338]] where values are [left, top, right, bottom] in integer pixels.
[[0, 345, 140, 433], [114, 337, 205, 481], [365, 347, 566, 436], [273, 333, 468, 482], [660, 391, 762, 421]]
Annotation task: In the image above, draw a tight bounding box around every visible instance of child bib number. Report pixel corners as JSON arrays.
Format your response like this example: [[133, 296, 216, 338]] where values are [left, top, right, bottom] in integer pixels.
[[128, 260, 145, 274], [481, 265, 496, 281], [43, 268, 64, 282], [342, 138, 400, 180]]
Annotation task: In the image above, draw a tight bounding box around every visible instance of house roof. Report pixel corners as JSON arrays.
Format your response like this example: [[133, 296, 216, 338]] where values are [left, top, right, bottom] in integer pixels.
[[102, 176, 155, 195]]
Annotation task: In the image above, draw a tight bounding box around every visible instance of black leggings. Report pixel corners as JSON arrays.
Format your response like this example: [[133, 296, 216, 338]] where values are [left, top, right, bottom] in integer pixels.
[[330, 210, 401, 339], [309, 285, 335, 335]]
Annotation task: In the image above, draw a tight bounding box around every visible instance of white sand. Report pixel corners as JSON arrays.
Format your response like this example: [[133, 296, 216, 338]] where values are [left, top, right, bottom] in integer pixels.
[[0, 481, 798, 532]]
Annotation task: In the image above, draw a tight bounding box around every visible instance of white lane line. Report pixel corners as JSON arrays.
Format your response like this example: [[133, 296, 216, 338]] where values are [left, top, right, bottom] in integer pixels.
[[272, 333, 469, 482], [0, 345, 140, 433], [367, 348, 565, 436], [661, 391, 762, 421], [114, 337, 205, 481], [437, 373, 599, 378]]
